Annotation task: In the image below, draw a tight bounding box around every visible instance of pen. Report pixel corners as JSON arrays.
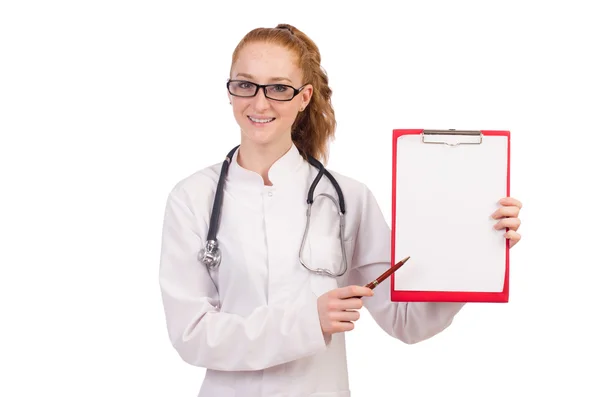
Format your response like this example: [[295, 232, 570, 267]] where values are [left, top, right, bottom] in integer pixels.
[[363, 256, 411, 292]]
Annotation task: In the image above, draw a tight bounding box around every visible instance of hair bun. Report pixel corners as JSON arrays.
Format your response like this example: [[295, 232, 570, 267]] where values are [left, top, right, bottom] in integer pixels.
[[276, 24, 295, 34]]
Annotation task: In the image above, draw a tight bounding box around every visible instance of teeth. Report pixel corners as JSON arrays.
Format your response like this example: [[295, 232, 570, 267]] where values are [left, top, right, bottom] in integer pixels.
[[249, 116, 274, 123]]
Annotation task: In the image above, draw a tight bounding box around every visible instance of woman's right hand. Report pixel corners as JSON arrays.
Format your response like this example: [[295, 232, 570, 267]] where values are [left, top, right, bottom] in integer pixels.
[[317, 285, 374, 335]]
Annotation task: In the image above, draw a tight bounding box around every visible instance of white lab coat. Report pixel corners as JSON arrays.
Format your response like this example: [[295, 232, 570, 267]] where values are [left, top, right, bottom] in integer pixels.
[[159, 143, 465, 396]]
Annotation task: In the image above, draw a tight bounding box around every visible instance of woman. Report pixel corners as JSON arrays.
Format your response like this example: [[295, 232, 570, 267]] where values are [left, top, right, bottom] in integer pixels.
[[158, 24, 522, 397]]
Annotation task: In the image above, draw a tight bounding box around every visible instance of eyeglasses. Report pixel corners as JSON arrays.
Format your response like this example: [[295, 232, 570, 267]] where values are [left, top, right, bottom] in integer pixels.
[[227, 79, 308, 102]]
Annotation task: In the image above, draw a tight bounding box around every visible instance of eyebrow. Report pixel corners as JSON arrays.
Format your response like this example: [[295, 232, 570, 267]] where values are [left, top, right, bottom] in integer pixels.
[[235, 73, 293, 84]]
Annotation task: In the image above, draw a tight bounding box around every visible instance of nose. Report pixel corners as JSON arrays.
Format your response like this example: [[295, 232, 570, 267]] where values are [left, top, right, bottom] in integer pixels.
[[252, 88, 271, 111]]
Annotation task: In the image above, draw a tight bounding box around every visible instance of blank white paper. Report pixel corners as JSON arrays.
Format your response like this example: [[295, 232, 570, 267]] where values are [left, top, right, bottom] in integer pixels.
[[393, 133, 508, 292]]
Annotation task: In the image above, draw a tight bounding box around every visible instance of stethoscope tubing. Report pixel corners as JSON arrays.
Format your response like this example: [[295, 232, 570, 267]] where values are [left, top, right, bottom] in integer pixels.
[[199, 145, 347, 277]]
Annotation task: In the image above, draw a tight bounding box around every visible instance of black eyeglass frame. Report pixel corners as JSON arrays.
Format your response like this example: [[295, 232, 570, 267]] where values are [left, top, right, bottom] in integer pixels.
[[226, 79, 309, 102]]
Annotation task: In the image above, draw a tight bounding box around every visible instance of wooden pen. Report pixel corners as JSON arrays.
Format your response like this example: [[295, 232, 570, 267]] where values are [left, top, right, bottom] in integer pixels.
[[364, 256, 411, 290]]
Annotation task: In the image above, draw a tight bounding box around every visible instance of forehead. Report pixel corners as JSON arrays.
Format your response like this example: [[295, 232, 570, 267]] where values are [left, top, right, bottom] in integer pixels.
[[231, 42, 302, 83]]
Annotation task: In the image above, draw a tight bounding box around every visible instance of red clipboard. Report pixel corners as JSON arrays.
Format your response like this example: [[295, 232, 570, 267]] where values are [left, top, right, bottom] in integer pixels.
[[390, 129, 510, 303]]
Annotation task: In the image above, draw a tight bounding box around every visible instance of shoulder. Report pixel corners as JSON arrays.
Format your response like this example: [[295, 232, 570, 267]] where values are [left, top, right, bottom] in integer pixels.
[[164, 162, 222, 213], [320, 166, 388, 242], [322, 167, 379, 213], [325, 168, 368, 196]]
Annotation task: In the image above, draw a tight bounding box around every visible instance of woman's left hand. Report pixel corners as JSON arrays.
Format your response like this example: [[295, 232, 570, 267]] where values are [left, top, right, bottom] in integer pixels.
[[492, 197, 522, 248]]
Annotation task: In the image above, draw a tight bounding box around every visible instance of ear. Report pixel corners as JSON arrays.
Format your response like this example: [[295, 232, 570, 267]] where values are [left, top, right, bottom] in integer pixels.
[[300, 84, 313, 110]]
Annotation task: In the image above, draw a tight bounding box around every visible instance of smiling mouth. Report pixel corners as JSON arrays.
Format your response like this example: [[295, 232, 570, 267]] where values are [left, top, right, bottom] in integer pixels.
[[248, 116, 275, 124]]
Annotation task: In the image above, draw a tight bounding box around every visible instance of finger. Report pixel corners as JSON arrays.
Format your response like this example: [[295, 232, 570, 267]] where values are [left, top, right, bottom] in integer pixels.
[[333, 321, 355, 332], [499, 197, 522, 209], [491, 205, 520, 219], [504, 230, 521, 248], [494, 217, 521, 231], [333, 297, 363, 311], [331, 310, 360, 322], [336, 285, 374, 299]]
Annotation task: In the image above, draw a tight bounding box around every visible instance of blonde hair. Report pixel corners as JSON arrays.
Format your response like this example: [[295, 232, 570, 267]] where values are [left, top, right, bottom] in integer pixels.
[[230, 24, 336, 163]]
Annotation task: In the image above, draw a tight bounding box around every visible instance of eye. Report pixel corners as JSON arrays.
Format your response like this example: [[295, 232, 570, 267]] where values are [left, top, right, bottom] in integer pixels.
[[237, 81, 253, 89], [268, 84, 292, 93]]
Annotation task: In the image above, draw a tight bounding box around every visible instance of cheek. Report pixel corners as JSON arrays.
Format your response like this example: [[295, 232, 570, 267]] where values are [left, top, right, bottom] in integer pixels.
[[232, 103, 247, 120], [275, 105, 298, 123]]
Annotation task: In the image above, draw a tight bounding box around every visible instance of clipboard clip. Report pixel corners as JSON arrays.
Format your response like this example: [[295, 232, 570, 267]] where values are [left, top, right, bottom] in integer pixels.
[[421, 129, 483, 146]]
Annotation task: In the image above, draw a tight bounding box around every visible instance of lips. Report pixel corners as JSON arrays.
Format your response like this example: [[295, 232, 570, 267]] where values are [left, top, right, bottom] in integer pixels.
[[248, 116, 275, 124]]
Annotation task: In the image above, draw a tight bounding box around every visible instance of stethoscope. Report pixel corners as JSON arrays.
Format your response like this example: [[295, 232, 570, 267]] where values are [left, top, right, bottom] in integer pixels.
[[198, 145, 348, 278]]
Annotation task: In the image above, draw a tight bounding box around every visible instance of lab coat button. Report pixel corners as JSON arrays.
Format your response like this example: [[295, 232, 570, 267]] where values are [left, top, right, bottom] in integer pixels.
[[268, 191, 273, 197]]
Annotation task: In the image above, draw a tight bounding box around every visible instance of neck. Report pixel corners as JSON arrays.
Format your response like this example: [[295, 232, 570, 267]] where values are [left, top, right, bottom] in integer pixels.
[[237, 137, 293, 186]]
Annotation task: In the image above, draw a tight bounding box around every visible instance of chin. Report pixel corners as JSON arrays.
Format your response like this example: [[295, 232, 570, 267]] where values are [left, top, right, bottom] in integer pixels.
[[244, 133, 276, 146], [242, 122, 283, 146]]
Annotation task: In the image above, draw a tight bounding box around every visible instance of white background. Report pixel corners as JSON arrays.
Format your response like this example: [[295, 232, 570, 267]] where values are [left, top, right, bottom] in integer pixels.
[[1, 1, 599, 396]]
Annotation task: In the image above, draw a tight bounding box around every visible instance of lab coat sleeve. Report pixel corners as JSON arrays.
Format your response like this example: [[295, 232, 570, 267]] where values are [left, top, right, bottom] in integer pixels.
[[159, 189, 327, 371], [348, 185, 466, 344]]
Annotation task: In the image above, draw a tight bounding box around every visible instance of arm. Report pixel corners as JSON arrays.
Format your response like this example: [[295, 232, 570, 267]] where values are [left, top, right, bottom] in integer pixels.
[[347, 186, 465, 344], [159, 189, 326, 371]]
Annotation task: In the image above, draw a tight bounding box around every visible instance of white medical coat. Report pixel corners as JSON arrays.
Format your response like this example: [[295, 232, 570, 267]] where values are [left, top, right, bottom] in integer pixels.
[[159, 144, 465, 396]]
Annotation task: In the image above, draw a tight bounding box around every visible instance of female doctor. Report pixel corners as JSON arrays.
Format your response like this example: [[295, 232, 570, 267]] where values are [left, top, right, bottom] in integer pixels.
[[158, 24, 523, 397]]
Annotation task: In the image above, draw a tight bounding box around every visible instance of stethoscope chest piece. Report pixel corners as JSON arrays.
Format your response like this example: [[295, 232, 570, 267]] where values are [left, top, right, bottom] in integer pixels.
[[199, 239, 221, 269]]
